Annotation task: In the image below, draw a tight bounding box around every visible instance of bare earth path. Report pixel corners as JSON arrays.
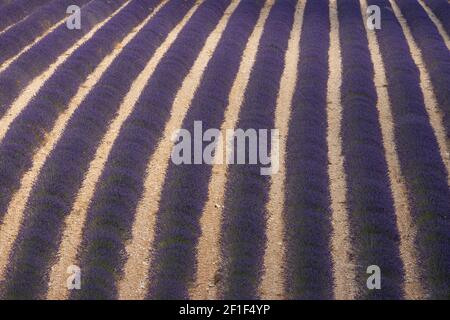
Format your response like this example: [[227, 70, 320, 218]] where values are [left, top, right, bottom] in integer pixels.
[[0, 18, 66, 72], [118, 0, 240, 300], [45, 0, 168, 299], [0, 0, 447, 300], [190, 0, 273, 300], [259, 0, 305, 300], [0, 1, 130, 142], [327, 0, 356, 300], [361, 0, 426, 300], [418, 0, 450, 50], [0, 1, 130, 284], [389, 0, 450, 184]]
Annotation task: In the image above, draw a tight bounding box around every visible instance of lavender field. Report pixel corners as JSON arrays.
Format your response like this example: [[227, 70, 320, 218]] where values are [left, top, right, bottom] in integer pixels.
[[0, 0, 449, 300]]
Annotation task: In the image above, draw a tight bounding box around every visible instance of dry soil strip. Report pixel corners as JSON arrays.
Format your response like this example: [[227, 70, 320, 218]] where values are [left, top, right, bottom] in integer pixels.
[[44, 1, 169, 300], [361, 0, 426, 300], [327, 0, 357, 300], [0, 11, 40, 37], [0, 0, 56, 35], [258, 0, 305, 300], [0, 18, 66, 73], [0, 1, 130, 143], [189, 0, 274, 301], [418, 0, 450, 50], [389, 0, 450, 184], [0, 19, 18, 36], [0, 0, 131, 284], [117, 0, 240, 300]]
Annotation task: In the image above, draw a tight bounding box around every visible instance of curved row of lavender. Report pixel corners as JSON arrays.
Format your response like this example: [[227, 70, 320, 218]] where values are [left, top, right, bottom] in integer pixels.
[[337, 0, 403, 299], [0, 0, 160, 223], [423, 0, 450, 36], [0, 0, 125, 118], [72, 0, 237, 300], [71, 0, 233, 299], [396, 0, 450, 144], [284, 0, 333, 300], [218, 0, 296, 300], [0, 0, 191, 300], [0, 0, 91, 68], [369, 0, 450, 299], [145, 0, 265, 300], [0, 0, 52, 32]]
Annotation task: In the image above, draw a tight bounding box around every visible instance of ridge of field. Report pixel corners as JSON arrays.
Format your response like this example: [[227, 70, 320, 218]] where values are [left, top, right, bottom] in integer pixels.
[[0, 0, 448, 299]]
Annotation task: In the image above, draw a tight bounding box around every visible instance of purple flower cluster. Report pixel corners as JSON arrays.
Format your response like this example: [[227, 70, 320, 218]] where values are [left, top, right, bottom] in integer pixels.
[[0, 0, 126, 118], [146, 0, 265, 300], [0, 0, 160, 223], [422, 0, 450, 36], [0, 0, 176, 300], [72, 0, 232, 300], [0, 0, 90, 65], [337, 0, 403, 299], [218, 0, 296, 300], [396, 0, 450, 142], [369, 0, 450, 299], [284, 0, 333, 300], [0, 0, 52, 32]]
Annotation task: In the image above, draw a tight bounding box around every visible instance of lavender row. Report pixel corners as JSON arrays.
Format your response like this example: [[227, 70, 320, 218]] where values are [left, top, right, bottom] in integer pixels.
[[72, 0, 232, 300], [283, 0, 333, 300], [369, 0, 450, 299], [0, 0, 195, 299], [337, 0, 403, 299], [422, 0, 450, 36], [145, 0, 265, 299], [395, 0, 450, 142], [0, 0, 52, 32], [218, 0, 296, 300], [0, 0, 91, 66], [0, 0, 160, 223], [0, 0, 126, 118]]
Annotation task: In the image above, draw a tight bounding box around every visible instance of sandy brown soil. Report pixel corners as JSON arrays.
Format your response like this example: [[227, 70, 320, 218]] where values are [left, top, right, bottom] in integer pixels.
[[326, 0, 357, 300], [189, 1, 273, 300], [0, 0, 448, 300], [259, 0, 305, 300], [389, 0, 449, 183], [0, 19, 66, 73], [0, 1, 130, 285], [418, 0, 450, 50], [46, 1, 168, 299], [118, 0, 240, 299], [362, 0, 426, 300]]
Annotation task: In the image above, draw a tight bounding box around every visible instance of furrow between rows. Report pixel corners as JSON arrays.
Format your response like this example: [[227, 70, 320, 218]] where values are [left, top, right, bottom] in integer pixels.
[[0, 1, 178, 295], [64, 0, 234, 299], [369, 0, 450, 299], [0, 3, 131, 294], [389, 0, 449, 182], [45, 0, 169, 300], [0, 0, 53, 33], [327, 0, 356, 300], [116, 0, 241, 300], [283, 0, 334, 299], [362, 0, 425, 300], [260, 0, 305, 300], [0, 0, 92, 70], [217, 0, 296, 299], [191, 0, 273, 300]]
